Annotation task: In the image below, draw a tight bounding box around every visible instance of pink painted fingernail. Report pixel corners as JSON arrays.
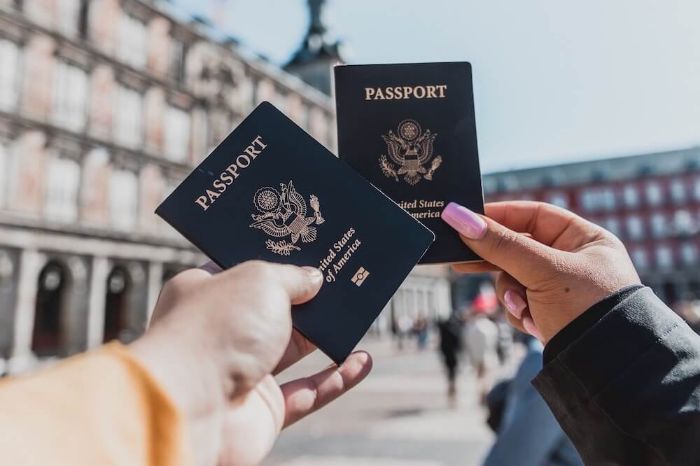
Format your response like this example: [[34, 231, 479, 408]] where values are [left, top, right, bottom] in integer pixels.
[[441, 202, 487, 239], [522, 316, 544, 341], [504, 290, 527, 319]]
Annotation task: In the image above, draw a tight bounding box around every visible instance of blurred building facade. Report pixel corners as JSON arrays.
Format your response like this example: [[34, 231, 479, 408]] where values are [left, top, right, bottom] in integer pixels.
[[482, 149, 700, 305], [0, 0, 450, 373], [0, 0, 339, 373]]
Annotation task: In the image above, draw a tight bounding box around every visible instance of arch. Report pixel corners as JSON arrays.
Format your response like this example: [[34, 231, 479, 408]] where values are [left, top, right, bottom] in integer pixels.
[[103, 265, 132, 343], [32, 260, 70, 357]]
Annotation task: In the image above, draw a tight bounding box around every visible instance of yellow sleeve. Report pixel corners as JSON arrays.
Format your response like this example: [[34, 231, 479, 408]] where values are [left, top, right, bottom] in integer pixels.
[[0, 343, 191, 466]]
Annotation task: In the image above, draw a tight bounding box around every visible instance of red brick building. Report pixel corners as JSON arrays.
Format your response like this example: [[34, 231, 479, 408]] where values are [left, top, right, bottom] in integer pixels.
[[483, 148, 700, 305]]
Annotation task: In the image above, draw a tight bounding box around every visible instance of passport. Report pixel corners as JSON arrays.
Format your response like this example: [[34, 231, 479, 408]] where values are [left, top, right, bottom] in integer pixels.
[[156, 102, 434, 364], [334, 62, 484, 263]]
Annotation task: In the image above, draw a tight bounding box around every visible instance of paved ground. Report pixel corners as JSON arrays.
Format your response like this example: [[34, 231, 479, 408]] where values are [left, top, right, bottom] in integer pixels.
[[265, 337, 517, 466]]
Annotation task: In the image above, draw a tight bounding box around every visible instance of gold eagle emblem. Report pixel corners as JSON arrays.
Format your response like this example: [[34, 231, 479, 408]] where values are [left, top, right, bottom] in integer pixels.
[[380, 119, 443, 185], [249, 180, 324, 256]]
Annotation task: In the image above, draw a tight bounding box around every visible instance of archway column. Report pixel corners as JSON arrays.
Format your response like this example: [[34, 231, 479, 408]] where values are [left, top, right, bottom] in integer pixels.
[[9, 249, 43, 372], [86, 256, 108, 349]]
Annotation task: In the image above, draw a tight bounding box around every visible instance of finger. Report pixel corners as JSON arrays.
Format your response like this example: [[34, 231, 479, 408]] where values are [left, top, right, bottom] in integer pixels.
[[451, 262, 502, 274], [441, 202, 558, 287], [505, 309, 528, 335], [280, 351, 373, 428], [484, 201, 603, 250], [231, 261, 324, 305], [522, 312, 544, 342], [494, 272, 528, 320], [274, 329, 316, 375], [274, 265, 324, 305]]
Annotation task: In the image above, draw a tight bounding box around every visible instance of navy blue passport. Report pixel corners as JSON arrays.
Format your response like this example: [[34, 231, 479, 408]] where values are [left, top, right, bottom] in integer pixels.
[[156, 102, 434, 364], [334, 62, 484, 264]]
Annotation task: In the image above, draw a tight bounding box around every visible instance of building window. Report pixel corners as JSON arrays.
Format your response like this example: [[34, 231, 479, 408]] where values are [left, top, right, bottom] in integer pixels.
[[655, 245, 674, 269], [44, 155, 81, 222], [670, 179, 687, 204], [580, 188, 615, 212], [109, 169, 139, 230], [0, 39, 21, 111], [52, 61, 88, 131], [681, 242, 698, 266], [546, 191, 568, 209], [56, 0, 81, 36], [602, 188, 616, 211], [164, 106, 191, 162], [631, 248, 648, 269], [674, 210, 695, 236], [626, 215, 645, 240], [694, 176, 700, 201], [623, 184, 639, 209], [645, 181, 663, 206], [114, 86, 143, 148], [117, 14, 147, 69], [603, 217, 621, 237], [169, 38, 187, 84], [650, 213, 666, 238]]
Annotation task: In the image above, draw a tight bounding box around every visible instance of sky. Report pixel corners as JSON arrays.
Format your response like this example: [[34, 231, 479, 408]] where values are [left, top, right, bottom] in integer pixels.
[[175, 0, 700, 173]]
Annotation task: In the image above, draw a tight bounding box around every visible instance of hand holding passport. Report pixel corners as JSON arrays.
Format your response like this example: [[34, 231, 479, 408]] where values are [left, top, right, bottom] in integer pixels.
[[157, 62, 484, 364]]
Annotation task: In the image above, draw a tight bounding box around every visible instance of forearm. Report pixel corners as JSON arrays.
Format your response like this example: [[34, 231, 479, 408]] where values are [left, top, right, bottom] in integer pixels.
[[534, 287, 700, 465], [0, 343, 190, 466]]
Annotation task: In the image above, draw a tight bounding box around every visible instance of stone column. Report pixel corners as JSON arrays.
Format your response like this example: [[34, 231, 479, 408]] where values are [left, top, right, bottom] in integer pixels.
[[9, 249, 43, 372], [86, 256, 108, 349], [146, 261, 163, 323], [126, 262, 149, 341], [0, 249, 19, 359]]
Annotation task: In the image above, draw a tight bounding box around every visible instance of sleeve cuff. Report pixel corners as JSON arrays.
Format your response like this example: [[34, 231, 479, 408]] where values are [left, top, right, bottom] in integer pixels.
[[543, 284, 644, 365]]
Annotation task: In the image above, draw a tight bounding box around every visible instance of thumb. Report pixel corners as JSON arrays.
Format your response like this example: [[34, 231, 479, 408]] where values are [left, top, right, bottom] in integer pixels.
[[441, 202, 556, 287], [268, 263, 325, 305]]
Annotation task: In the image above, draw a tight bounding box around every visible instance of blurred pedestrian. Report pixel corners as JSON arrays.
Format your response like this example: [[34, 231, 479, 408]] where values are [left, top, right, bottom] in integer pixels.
[[494, 309, 514, 365], [465, 291, 499, 404], [483, 335, 582, 466], [414, 314, 429, 350], [396, 314, 414, 351], [438, 315, 463, 406]]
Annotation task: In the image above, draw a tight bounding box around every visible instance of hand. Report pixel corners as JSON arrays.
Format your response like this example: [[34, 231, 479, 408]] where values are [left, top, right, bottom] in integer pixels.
[[442, 201, 641, 342], [128, 261, 373, 466]]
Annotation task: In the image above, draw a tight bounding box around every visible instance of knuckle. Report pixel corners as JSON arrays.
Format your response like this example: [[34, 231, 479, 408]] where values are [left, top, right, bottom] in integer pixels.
[[488, 228, 516, 256], [237, 260, 274, 281], [161, 270, 190, 296]]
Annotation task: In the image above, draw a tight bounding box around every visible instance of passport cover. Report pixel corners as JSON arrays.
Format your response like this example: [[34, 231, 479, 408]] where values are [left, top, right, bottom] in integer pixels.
[[334, 62, 484, 264], [156, 102, 434, 364]]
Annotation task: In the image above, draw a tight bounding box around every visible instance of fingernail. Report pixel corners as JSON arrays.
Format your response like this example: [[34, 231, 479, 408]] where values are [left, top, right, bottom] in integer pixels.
[[441, 202, 487, 239], [522, 316, 544, 341], [302, 266, 323, 283], [504, 290, 526, 319]]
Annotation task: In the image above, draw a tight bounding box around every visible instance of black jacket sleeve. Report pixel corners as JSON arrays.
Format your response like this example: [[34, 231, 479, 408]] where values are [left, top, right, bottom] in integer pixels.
[[533, 286, 700, 466]]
